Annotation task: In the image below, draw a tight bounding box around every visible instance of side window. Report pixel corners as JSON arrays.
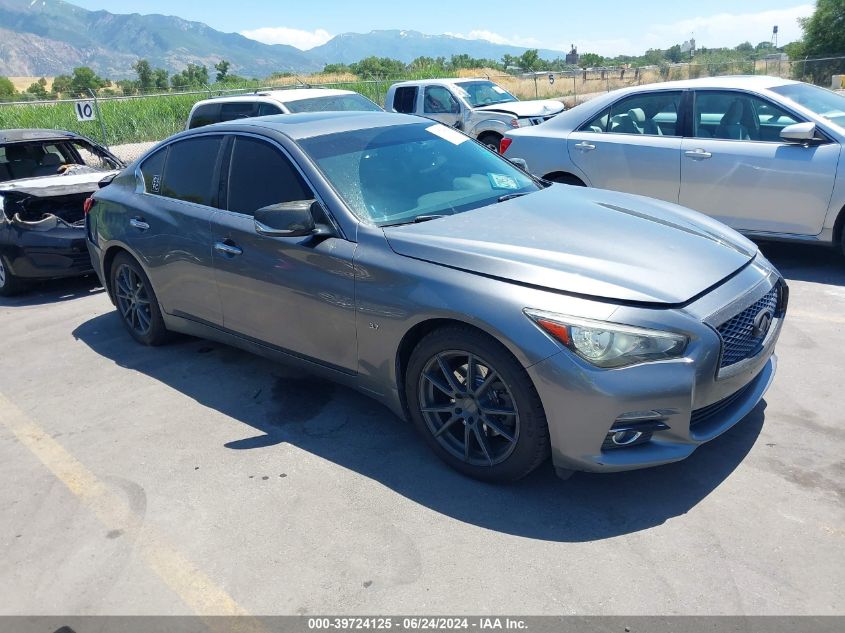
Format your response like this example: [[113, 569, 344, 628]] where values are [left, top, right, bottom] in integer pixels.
[[188, 103, 220, 129], [694, 91, 801, 142], [220, 102, 257, 122], [257, 103, 282, 117], [160, 136, 223, 206], [581, 92, 682, 136], [424, 86, 459, 114], [226, 137, 312, 216], [392, 86, 418, 114], [139, 146, 168, 194]]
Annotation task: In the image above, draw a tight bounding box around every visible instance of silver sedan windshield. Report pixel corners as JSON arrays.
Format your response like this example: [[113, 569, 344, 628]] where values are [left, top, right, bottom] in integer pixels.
[[770, 83, 845, 128], [299, 123, 539, 226]]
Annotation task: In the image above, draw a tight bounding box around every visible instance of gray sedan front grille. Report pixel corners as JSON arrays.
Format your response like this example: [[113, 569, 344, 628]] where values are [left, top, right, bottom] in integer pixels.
[[716, 284, 780, 368]]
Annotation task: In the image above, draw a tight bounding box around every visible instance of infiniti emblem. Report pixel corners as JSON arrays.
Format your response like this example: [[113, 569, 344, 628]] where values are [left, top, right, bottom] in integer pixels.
[[752, 308, 774, 338]]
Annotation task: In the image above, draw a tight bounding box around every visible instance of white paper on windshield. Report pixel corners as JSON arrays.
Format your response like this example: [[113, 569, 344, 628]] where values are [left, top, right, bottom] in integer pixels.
[[492, 86, 507, 94], [488, 173, 518, 189], [426, 124, 469, 145]]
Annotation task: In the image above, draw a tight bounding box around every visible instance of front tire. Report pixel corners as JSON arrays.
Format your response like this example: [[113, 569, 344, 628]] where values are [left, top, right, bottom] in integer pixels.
[[110, 253, 169, 346], [0, 256, 24, 297], [405, 326, 550, 482]]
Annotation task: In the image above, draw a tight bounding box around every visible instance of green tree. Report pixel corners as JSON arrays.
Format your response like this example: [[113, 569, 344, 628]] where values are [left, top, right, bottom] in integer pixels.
[[171, 64, 209, 90], [214, 59, 231, 83], [518, 49, 542, 71], [69, 66, 107, 95], [133, 59, 154, 91], [349, 56, 405, 77], [665, 44, 683, 63], [798, 0, 845, 83], [0, 76, 16, 98], [26, 77, 49, 99], [321, 63, 350, 74], [734, 41, 754, 54], [51, 74, 72, 96], [578, 52, 605, 68], [116, 79, 139, 95], [153, 68, 169, 90]]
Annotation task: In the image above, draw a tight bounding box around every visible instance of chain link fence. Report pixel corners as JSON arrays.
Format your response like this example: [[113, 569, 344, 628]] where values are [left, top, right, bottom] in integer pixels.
[[2, 56, 844, 163]]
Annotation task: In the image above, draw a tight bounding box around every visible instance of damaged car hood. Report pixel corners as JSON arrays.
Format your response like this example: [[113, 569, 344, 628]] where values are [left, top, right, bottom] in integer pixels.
[[383, 186, 757, 305], [475, 100, 564, 118], [0, 171, 118, 197]]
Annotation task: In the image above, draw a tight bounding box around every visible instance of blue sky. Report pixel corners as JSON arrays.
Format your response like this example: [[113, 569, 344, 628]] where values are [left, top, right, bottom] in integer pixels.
[[68, 1, 814, 56]]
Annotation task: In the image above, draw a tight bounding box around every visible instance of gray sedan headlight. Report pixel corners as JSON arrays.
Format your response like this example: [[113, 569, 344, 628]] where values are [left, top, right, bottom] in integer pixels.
[[524, 309, 688, 368]]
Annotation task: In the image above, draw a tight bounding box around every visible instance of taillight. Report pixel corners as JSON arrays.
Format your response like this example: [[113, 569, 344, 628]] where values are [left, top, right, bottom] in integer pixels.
[[499, 137, 513, 154], [83, 197, 95, 215]]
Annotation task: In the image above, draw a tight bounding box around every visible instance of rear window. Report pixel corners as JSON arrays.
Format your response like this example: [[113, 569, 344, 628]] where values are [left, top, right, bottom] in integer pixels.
[[160, 136, 224, 206], [392, 86, 418, 114], [220, 102, 257, 122], [188, 103, 220, 129]]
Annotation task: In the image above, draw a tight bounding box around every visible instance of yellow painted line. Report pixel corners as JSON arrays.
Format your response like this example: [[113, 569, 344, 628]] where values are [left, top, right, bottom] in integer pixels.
[[0, 392, 266, 632], [787, 311, 845, 325]]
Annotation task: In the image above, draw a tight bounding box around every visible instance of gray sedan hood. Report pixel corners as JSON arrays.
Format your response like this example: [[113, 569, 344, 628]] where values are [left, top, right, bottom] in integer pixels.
[[383, 186, 757, 305]]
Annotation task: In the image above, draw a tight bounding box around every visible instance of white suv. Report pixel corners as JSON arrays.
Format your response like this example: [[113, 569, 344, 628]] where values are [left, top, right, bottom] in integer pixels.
[[186, 88, 382, 129]]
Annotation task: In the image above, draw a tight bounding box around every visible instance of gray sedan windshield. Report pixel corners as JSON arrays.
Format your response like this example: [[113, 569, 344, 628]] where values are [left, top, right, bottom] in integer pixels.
[[299, 123, 539, 225], [770, 83, 845, 128], [285, 94, 382, 113]]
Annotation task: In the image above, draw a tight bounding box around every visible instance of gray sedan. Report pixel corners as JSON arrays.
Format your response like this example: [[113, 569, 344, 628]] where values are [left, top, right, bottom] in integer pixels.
[[86, 112, 787, 482], [502, 76, 845, 253]]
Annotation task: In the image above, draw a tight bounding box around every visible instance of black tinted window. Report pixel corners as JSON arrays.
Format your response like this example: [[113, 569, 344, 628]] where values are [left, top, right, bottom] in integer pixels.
[[160, 136, 223, 206], [220, 102, 257, 122], [227, 137, 312, 216], [189, 103, 220, 129], [257, 103, 282, 116], [393, 86, 418, 113], [139, 146, 168, 194]]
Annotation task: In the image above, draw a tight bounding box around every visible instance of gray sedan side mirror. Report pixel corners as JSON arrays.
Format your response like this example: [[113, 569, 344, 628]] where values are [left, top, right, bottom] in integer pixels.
[[254, 200, 316, 237], [509, 157, 529, 171], [780, 122, 820, 143]]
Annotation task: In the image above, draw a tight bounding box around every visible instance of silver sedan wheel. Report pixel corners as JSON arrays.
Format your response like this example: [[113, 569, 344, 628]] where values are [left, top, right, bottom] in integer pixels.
[[0, 258, 6, 288], [114, 263, 153, 336]]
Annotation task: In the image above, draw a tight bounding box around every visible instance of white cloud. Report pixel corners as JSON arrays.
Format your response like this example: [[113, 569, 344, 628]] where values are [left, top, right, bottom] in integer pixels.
[[565, 4, 813, 57], [445, 30, 541, 48], [240, 26, 333, 50]]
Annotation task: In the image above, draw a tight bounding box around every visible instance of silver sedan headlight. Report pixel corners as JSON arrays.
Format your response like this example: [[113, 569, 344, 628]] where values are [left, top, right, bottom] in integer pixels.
[[524, 309, 689, 368]]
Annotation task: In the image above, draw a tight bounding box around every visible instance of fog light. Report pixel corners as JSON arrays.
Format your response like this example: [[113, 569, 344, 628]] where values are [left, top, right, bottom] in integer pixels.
[[611, 430, 644, 446]]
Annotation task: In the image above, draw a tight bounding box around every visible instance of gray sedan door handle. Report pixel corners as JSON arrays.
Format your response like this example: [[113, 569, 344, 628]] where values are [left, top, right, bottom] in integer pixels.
[[575, 141, 596, 152], [129, 217, 150, 231], [214, 241, 243, 257], [684, 149, 712, 160]]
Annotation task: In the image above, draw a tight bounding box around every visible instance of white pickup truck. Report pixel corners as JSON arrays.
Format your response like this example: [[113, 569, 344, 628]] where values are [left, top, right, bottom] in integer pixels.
[[385, 78, 564, 150]]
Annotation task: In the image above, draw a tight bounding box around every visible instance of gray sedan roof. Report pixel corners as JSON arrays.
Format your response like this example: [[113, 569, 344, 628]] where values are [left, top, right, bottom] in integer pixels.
[[197, 111, 422, 141]]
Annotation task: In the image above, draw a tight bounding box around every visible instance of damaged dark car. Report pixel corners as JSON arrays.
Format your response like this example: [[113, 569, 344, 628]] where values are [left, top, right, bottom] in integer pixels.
[[0, 129, 124, 296]]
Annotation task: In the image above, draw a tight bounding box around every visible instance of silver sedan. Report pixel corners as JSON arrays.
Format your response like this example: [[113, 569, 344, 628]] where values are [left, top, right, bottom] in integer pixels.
[[502, 76, 845, 254], [87, 112, 787, 482]]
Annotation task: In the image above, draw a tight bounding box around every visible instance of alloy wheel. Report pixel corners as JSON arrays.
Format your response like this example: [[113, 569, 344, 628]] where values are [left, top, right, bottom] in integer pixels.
[[418, 350, 520, 467], [114, 264, 153, 336], [0, 258, 6, 288]]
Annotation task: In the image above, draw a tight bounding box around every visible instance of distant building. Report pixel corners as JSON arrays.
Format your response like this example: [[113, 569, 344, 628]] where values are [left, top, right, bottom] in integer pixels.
[[680, 38, 696, 57], [565, 44, 579, 66]]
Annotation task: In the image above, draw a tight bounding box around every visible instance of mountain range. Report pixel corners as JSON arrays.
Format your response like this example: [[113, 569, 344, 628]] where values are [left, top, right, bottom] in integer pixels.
[[0, 0, 568, 78]]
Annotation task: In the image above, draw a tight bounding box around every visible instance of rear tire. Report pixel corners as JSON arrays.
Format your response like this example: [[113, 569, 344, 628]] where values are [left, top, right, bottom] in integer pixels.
[[110, 253, 169, 346], [0, 256, 24, 297], [405, 325, 551, 483], [478, 132, 503, 152]]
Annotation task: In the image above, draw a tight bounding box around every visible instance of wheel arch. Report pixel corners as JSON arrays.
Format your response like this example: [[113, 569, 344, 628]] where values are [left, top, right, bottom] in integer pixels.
[[834, 203, 845, 253], [394, 317, 529, 419], [543, 171, 587, 186]]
